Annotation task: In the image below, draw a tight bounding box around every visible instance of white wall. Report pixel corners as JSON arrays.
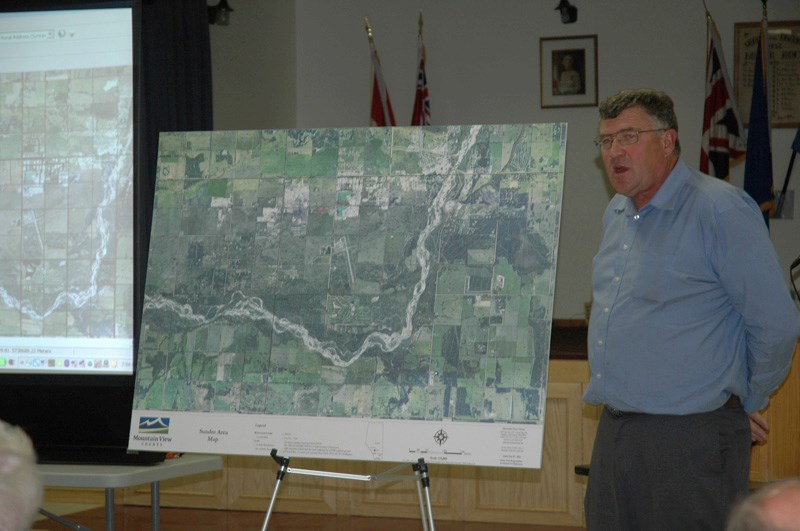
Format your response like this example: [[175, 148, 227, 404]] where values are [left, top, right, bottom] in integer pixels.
[[210, 0, 296, 130], [210, 0, 800, 319]]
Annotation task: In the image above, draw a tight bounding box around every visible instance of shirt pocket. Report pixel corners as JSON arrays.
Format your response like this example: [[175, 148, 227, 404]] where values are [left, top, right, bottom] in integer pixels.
[[629, 252, 676, 302]]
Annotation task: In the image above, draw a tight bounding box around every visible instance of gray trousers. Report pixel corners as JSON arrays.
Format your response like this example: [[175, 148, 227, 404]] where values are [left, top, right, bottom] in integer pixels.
[[584, 405, 751, 531]]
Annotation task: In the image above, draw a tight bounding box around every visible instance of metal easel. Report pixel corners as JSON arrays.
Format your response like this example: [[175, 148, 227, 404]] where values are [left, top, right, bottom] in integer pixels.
[[261, 448, 435, 531]]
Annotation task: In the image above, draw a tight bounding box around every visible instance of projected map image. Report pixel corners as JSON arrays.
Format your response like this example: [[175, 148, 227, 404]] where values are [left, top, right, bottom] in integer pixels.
[[132, 124, 565, 466], [0, 66, 134, 372]]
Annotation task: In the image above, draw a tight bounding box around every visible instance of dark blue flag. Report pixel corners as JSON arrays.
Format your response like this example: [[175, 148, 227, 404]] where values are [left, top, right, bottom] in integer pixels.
[[743, 20, 774, 227]]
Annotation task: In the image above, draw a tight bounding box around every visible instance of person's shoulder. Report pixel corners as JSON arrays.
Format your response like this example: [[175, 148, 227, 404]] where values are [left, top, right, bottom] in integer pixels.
[[685, 167, 736, 196], [685, 167, 757, 213]]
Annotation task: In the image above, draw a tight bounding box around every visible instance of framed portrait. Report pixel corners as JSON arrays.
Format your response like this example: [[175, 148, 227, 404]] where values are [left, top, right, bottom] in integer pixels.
[[540, 35, 598, 108], [734, 20, 800, 128]]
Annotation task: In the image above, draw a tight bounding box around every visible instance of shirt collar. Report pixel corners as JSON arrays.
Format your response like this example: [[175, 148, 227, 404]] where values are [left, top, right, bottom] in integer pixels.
[[612, 158, 688, 216]]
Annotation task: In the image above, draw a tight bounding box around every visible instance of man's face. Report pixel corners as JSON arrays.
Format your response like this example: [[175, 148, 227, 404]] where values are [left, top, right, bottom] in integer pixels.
[[599, 106, 675, 209]]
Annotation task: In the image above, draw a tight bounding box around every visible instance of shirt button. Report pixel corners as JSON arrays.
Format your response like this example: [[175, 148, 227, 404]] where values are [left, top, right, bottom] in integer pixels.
[[623, 244, 629, 250], [612, 276, 620, 283], [596, 373, 602, 379], [603, 307, 609, 313], [597, 339, 604, 346], [633, 214, 640, 220]]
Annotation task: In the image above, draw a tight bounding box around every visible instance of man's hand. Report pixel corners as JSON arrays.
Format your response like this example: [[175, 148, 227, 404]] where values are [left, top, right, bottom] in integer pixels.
[[748, 412, 769, 443]]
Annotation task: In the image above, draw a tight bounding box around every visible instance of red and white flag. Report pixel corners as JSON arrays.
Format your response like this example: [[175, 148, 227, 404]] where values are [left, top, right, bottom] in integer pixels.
[[411, 17, 430, 126], [700, 14, 746, 179], [367, 21, 396, 127]]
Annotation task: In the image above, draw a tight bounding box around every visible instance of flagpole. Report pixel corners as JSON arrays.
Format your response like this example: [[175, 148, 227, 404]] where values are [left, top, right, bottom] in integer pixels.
[[365, 17, 395, 126], [775, 134, 798, 217], [775, 155, 794, 218], [701, 0, 711, 20], [365, 17, 378, 83], [411, 12, 430, 126], [743, 0, 775, 225], [364, 17, 374, 50], [761, 0, 770, 122], [761, 0, 775, 217], [365, 17, 373, 123]]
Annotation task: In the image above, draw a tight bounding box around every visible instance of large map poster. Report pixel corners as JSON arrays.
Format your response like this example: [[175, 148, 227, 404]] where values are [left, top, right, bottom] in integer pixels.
[[129, 124, 566, 468]]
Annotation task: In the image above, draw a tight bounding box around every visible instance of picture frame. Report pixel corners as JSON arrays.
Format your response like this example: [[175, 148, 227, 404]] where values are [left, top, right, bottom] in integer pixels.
[[540, 35, 598, 108], [734, 20, 800, 128]]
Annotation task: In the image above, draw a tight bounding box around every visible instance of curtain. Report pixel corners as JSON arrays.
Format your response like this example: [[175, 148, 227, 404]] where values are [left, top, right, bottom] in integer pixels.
[[135, 0, 213, 341]]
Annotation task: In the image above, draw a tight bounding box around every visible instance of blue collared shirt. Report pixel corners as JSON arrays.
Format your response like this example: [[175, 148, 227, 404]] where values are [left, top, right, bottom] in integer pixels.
[[584, 158, 800, 414]]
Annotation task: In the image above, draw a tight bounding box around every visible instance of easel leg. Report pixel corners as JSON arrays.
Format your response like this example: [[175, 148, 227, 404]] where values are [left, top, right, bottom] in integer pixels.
[[413, 458, 436, 531], [261, 449, 291, 531], [414, 468, 430, 531], [263, 449, 436, 530]]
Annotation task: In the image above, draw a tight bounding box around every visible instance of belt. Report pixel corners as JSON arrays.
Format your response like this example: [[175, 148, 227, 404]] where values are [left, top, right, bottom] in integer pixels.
[[605, 395, 741, 418]]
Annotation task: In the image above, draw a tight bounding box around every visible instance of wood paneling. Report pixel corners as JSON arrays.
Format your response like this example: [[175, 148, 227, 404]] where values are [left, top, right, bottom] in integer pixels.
[[750, 341, 800, 482], [336, 458, 463, 521], [47, 346, 800, 526], [44, 361, 594, 527], [120, 467, 226, 509], [461, 377, 587, 526]]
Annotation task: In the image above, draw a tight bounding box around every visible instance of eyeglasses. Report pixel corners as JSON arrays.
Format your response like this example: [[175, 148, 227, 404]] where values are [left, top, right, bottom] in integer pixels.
[[593, 128, 667, 150]]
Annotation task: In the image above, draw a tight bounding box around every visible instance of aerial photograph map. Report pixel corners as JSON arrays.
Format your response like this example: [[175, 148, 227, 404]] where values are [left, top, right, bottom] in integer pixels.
[[131, 124, 566, 468], [0, 65, 134, 369]]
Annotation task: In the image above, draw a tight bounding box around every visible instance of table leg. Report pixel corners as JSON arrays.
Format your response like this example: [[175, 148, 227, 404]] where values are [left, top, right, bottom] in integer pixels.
[[105, 487, 114, 531], [151, 480, 160, 531]]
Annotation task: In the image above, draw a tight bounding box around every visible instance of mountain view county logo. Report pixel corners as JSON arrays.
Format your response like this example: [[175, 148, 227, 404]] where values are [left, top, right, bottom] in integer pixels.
[[139, 417, 170, 434]]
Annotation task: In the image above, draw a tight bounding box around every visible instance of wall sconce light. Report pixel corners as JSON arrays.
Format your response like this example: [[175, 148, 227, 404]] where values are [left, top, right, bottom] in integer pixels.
[[555, 0, 577, 24], [208, 0, 234, 26]]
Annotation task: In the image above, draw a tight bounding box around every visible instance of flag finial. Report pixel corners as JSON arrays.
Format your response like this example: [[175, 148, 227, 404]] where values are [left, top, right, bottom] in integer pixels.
[[418, 12, 424, 37], [364, 17, 374, 43]]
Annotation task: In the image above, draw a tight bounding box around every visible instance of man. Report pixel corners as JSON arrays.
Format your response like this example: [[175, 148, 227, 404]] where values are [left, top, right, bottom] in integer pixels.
[[583, 88, 800, 530], [727, 479, 800, 530]]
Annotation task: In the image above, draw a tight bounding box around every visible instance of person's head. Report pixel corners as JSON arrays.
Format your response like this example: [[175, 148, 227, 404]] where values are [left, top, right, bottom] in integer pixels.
[[727, 479, 800, 531], [596, 88, 680, 209], [0, 420, 42, 531], [561, 54, 574, 70]]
